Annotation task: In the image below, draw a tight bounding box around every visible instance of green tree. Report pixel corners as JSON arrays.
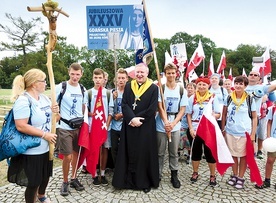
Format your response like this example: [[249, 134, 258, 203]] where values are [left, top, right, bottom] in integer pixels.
[[0, 13, 43, 66]]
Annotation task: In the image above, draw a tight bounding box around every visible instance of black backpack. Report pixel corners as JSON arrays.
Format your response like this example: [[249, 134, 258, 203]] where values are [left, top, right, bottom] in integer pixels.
[[57, 81, 85, 107]]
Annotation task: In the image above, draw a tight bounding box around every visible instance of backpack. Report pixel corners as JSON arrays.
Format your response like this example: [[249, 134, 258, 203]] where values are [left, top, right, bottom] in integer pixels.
[[87, 88, 111, 112], [0, 94, 41, 161], [226, 95, 253, 119], [57, 81, 85, 107]]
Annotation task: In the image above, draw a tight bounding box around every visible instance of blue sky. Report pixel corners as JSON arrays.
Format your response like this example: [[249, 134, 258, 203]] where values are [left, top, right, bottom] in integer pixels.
[[1, 0, 276, 59]]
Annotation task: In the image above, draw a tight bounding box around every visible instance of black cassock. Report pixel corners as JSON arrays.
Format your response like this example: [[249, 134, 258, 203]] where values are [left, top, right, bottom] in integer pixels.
[[112, 82, 159, 190]]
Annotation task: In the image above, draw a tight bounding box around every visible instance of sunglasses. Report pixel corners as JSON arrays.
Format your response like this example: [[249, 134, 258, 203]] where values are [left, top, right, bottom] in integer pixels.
[[249, 73, 259, 77]]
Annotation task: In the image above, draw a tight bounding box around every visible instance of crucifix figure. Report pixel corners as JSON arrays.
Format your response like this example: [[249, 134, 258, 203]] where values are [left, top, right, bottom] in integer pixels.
[[28, 2, 69, 52]]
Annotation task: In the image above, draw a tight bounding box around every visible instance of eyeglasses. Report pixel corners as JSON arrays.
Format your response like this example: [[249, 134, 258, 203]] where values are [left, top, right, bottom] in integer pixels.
[[37, 80, 47, 83], [249, 73, 259, 77]]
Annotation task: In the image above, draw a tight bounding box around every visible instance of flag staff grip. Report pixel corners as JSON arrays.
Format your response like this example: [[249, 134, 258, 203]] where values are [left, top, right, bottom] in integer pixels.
[[142, 0, 171, 142]]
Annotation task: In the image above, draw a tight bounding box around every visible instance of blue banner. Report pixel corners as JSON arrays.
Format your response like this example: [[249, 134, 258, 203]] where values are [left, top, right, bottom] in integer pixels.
[[135, 6, 153, 64], [86, 5, 144, 50]]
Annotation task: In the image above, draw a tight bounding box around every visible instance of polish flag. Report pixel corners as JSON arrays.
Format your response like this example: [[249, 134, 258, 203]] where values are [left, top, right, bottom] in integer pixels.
[[196, 98, 234, 175], [77, 106, 90, 169], [252, 47, 271, 77], [216, 51, 226, 74], [185, 40, 205, 78], [188, 70, 199, 82], [260, 47, 272, 76], [242, 68, 247, 77], [207, 54, 215, 78], [125, 66, 136, 79], [245, 132, 263, 186], [228, 67, 233, 81], [85, 86, 108, 176]]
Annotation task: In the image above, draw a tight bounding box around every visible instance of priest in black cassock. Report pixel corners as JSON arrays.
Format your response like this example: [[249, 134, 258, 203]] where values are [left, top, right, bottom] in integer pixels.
[[112, 63, 159, 193]]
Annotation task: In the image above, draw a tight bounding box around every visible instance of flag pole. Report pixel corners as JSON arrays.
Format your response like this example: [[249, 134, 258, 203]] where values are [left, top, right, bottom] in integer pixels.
[[142, 0, 171, 141]]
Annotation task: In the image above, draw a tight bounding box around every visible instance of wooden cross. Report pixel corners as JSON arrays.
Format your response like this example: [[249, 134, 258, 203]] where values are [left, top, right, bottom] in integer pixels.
[[27, 2, 69, 161]]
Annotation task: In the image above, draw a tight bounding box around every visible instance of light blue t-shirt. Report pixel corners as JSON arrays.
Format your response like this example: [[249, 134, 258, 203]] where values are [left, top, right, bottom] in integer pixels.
[[209, 86, 228, 120], [156, 85, 188, 132], [186, 94, 220, 131], [13, 93, 51, 155], [87, 87, 114, 131], [224, 96, 256, 136], [56, 82, 88, 130], [267, 107, 276, 138], [111, 91, 123, 131], [181, 112, 188, 129], [245, 84, 269, 116]]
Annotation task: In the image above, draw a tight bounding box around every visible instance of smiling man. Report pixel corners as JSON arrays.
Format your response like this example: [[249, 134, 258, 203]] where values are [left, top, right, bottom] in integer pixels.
[[112, 62, 159, 193], [156, 63, 187, 188], [246, 70, 276, 158]]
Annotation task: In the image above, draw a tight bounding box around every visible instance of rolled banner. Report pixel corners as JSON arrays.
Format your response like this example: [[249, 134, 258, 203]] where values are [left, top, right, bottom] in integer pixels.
[[268, 91, 276, 102], [263, 137, 276, 152]]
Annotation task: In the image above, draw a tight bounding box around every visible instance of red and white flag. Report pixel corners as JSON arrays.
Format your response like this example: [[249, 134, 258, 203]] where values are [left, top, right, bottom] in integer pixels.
[[216, 50, 226, 74], [245, 132, 263, 186], [252, 47, 271, 77], [185, 40, 205, 78], [207, 54, 214, 78], [125, 66, 135, 79], [196, 98, 234, 175], [77, 106, 90, 169], [261, 47, 272, 76], [242, 68, 247, 77], [228, 67, 233, 81], [85, 86, 108, 176]]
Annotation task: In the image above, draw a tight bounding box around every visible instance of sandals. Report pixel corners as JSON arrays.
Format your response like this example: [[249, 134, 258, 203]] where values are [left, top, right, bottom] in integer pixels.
[[209, 175, 217, 187], [190, 172, 199, 183], [235, 177, 245, 189], [227, 175, 237, 186]]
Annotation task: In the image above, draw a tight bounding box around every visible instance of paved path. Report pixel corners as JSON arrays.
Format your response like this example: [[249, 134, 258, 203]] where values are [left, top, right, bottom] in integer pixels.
[[1, 153, 276, 203]]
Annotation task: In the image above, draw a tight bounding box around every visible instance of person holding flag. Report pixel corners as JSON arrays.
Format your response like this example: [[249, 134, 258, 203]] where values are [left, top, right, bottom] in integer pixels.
[[112, 63, 159, 193], [221, 76, 257, 189], [156, 63, 187, 188], [86, 68, 113, 186], [186, 77, 221, 187]]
